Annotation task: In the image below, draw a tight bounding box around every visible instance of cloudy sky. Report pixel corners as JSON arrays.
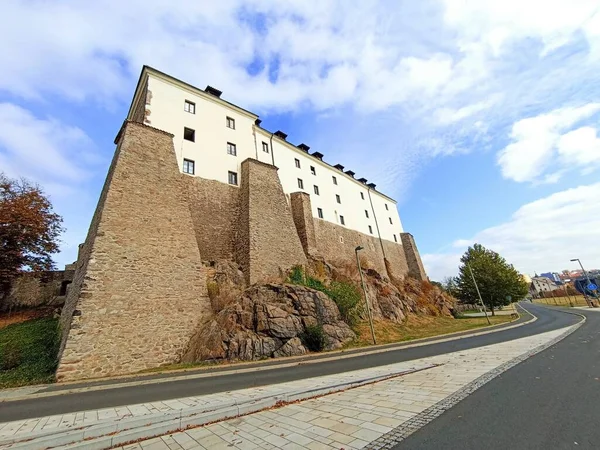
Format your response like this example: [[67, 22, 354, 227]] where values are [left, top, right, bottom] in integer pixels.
[[1, 0, 599, 280]]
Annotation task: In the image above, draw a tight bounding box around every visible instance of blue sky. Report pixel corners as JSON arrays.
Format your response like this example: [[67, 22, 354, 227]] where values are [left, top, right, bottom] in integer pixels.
[[1, 0, 600, 280]]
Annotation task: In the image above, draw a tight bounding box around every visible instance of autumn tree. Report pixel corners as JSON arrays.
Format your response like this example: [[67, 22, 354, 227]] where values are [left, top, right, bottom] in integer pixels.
[[0, 173, 64, 297], [455, 243, 528, 315]]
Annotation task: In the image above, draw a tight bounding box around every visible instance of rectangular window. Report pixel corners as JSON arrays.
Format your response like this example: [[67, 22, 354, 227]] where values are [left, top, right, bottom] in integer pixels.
[[361, 192, 365, 200], [227, 142, 237, 156], [184, 100, 195, 114], [369, 225, 373, 234], [336, 194, 341, 204], [332, 176, 337, 185], [393, 234, 397, 243], [228, 171, 238, 186], [298, 178, 304, 189], [262, 142, 269, 153], [317, 208, 323, 219], [385, 203, 388, 210], [184, 127, 195, 142], [314, 185, 320, 195], [183, 158, 195, 175], [295, 158, 301, 168], [365, 210, 369, 218], [389, 217, 393, 224], [340, 215, 345, 226], [226, 116, 235, 129], [310, 166, 316, 175]]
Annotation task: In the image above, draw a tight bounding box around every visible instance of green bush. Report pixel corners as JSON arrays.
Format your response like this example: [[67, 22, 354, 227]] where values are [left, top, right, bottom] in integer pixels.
[[306, 276, 326, 292], [326, 281, 362, 326], [301, 324, 327, 352], [0, 342, 22, 370], [287, 266, 305, 285]]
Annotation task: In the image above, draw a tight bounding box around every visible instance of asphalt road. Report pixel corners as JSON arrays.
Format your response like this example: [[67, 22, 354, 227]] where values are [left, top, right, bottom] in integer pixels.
[[395, 304, 598, 450], [0, 303, 578, 422]]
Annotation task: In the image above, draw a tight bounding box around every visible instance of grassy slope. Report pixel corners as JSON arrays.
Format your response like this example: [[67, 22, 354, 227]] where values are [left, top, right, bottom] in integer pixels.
[[0, 317, 59, 389], [350, 314, 514, 348]]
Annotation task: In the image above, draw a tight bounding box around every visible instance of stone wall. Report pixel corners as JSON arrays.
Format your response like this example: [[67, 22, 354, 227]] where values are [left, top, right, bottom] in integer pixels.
[[401, 233, 427, 281], [186, 177, 240, 262], [56, 122, 210, 381], [290, 192, 318, 257], [0, 270, 74, 312], [237, 159, 307, 285]]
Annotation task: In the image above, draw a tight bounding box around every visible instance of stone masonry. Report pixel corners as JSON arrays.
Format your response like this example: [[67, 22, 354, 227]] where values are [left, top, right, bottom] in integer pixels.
[[57, 122, 210, 381], [401, 232, 427, 281], [237, 159, 307, 285], [57, 120, 427, 381]]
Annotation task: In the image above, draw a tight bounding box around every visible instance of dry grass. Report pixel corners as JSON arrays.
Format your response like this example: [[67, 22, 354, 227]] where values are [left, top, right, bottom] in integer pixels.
[[349, 314, 514, 348], [533, 295, 588, 307], [0, 307, 55, 329]]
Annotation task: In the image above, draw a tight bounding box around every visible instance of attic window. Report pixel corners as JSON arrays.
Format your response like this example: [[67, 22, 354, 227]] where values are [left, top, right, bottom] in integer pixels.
[[358, 177, 368, 184], [345, 170, 355, 178], [274, 130, 288, 140], [312, 151, 324, 160], [205, 85, 222, 97], [298, 143, 310, 152], [334, 164, 345, 171]]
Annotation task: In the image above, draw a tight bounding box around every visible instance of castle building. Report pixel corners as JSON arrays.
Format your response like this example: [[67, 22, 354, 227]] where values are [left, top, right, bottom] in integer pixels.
[[55, 66, 427, 381], [129, 66, 404, 246]]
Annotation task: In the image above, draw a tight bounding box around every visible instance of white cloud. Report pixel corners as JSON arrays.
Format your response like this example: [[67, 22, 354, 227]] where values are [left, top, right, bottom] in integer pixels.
[[423, 182, 600, 280], [497, 103, 600, 183], [0, 103, 101, 197]]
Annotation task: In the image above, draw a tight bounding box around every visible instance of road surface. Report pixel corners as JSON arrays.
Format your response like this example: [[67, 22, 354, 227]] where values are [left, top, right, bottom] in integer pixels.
[[395, 304, 597, 449], [0, 302, 577, 422]]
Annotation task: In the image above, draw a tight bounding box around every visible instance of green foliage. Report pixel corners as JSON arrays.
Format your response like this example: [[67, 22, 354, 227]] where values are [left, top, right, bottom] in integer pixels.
[[326, 281, 362, 326], [287, 266, 362, 326], [300, 324, 327, 352], [0, 317, 60, 388], [287, 266, 305, 285], [455, 243, 529, 314], [206, 281, 219, 301]]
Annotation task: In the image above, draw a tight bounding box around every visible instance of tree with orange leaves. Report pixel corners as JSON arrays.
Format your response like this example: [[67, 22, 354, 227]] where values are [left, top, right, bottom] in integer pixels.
[[0, 173, 64, 297]]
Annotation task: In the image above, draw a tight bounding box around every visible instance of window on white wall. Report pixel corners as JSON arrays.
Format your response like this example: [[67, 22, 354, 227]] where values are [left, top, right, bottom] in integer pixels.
[[227, 142, 237, 156], [369, 225, 373, 234], [365, 210, 369, 218], [184, 100, 195, 114], [389, 217, 393, 224], [310, 166, 316, 175], [295, 158, 301, 168], [361, 192, 365, 200], [332, 176, 337, 185], [183, 159, 195, 174], [340, 215, 345, 226], [314, 185, 320, 195], [317, 208, 323, 219], [394, 234, 398, 242], [262, 142, 269, 153], [184, 127, 195, 142], [226, 116, 235, 129], [298, 178, 304, 189], [228, 171, 238, 185], [336, 194, 341, 204], [385, 203, 388, 210]]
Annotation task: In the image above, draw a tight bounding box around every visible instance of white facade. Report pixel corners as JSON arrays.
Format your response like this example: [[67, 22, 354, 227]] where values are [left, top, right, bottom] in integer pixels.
[[128, 67, 404, 244]]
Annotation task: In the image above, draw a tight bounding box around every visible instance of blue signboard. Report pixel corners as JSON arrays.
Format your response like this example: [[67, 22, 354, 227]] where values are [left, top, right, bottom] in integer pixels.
[[588, 283, 598, 291]]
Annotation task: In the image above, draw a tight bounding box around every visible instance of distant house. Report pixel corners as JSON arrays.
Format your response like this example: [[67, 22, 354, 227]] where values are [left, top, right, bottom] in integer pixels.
[[540, 272, 562, 284], [530, 276, 559, 297]]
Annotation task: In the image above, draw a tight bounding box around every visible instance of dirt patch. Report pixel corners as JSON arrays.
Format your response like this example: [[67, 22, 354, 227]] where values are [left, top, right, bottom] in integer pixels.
[[0, 307, 56, 329]]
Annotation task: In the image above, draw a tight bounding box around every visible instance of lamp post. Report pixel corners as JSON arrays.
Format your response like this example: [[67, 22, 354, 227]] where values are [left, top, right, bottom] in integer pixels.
[[467, 263, 491, 325], [355, 246, 376, 345], [571, 258, 595, 307]]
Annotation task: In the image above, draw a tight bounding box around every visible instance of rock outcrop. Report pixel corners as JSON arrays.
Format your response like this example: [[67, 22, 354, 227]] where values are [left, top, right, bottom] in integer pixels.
[[182, 284, 355, 363]]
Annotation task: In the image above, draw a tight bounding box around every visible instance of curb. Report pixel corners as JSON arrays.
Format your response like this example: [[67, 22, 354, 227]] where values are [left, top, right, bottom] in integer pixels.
[[1, 364, 437, 450], [1, 305, 534, 403]]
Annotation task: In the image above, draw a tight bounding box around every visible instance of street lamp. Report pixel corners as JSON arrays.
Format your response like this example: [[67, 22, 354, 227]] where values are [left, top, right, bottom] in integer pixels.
[[355, 246, 376, 345], [466, 263, 491, 325], [571, 258, 596, 307]]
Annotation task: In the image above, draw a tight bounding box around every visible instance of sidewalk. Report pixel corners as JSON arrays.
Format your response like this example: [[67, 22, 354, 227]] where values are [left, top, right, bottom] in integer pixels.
[[124, 324, 579, 450], [0, 316, 580, 450]]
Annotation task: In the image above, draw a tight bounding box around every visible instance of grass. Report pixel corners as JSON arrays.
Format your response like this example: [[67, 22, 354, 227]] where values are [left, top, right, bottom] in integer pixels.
[[0, 317, 60, 389], [532, 295, 588, 307], [348, 314, 515, 348]]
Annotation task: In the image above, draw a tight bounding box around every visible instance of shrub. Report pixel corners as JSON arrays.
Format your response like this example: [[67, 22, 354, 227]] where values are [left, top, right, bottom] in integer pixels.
[[287, 266, 305, 285], [301, 324, 327, 352], [0, 342, 22, 371], [207, 282, 219, 301], [326, 281, 362, 326], [306, 276, 326, 292]]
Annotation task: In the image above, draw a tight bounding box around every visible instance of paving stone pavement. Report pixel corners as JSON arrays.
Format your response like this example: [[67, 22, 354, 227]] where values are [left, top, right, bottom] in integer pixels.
[[115, 324, 577, 450]]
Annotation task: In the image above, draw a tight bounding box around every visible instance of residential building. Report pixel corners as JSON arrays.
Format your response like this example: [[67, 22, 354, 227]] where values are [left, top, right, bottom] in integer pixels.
[[530, 276, 559, 297]]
